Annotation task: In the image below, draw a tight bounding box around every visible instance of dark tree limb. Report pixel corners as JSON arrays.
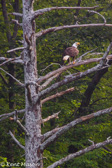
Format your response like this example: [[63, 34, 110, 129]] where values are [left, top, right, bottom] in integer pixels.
[[78, 43, 112, 115], [12, 0, 20, 39], [78, 67, 108, 115], [0, 73, 8, 85], [40, 107, 112, 152], [1, 0, 11, 41]]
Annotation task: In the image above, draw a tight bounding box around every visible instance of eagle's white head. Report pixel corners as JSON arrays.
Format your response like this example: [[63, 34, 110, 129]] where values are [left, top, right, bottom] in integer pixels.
[[72, 42, 80, 48]]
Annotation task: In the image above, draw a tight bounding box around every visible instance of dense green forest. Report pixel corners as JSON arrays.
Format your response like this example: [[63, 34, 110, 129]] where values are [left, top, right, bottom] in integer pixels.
[[0, 0, 112, 167]]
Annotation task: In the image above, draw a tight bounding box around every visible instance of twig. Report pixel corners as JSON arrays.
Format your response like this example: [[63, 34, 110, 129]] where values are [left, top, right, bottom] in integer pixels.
[[12, 19, 22, 26], [43, 126, 64, 140], [42, 111, 61, 124], [7, 47, 25, 53], [88, 139, 94, 145], [40, 63, 62, 74], [77, 48, 98, 62], [0, 68, 24, 87], [9, 131, 25, 150], [41, 87, 75, 104], [0, 58, 15, 67], [88, 10, 106, 24], [8, 12, 23, 17], [39, 73, 61, 91], [12, 110, 30, 136], [0, 57, 23, 65], [89, 52, 104, 56]]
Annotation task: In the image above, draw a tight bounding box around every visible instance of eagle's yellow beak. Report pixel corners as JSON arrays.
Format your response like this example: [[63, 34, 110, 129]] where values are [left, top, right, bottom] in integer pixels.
[[77, 42, 80, 45]]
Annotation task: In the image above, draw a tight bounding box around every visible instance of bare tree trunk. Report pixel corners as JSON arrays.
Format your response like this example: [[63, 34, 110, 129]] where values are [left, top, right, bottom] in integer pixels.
[[22, 0, 42, 167]]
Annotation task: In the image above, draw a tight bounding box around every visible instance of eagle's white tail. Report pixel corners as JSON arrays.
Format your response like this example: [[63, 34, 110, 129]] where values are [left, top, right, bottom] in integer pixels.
[[63, 55, 70, 61]]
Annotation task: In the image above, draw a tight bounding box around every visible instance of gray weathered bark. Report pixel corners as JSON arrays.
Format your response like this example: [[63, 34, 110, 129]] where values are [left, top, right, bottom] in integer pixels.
[[22, 0, 42, 167]]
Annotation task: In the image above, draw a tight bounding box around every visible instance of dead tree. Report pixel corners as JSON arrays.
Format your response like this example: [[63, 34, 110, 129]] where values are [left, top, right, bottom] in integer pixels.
[[1, 1, 112, 168]]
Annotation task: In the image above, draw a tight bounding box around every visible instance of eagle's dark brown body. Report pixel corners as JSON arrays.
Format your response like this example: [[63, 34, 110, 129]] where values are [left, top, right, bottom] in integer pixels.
[[63, 47, 79, 58]]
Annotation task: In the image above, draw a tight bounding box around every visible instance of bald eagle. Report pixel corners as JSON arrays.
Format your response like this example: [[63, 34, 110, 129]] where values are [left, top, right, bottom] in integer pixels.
[[63, 42, 80, 64]]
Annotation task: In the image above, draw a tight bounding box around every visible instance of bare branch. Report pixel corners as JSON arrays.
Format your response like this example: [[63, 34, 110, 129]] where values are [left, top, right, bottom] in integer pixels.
[[88, 10, 106, 24], [7, 47, 25, 53], [10, 117, 29, 136], [36, 24, 112, 38], [89, 52, 104, 56], [37, 56, 112, 84], [0, 68, 24, 87], [0, 57, 8, 61], [77, 48, 98, 62], [32, 6, 98, 19], [39, 73, 61, 91], [41, 87, 75, 104], [0, 57, 24, 65], [0, 109, 25, 122], [40, 107, 112, 151], [0, 58, 15, 67], [47, 138, 112, 168], [9, 131, 25, 150], [8, 12, 23, 17], [40, 63, 62, 73], [37, 64, 110, 100], [12, 19, 22, 26], [42, 111, 61, 124]]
